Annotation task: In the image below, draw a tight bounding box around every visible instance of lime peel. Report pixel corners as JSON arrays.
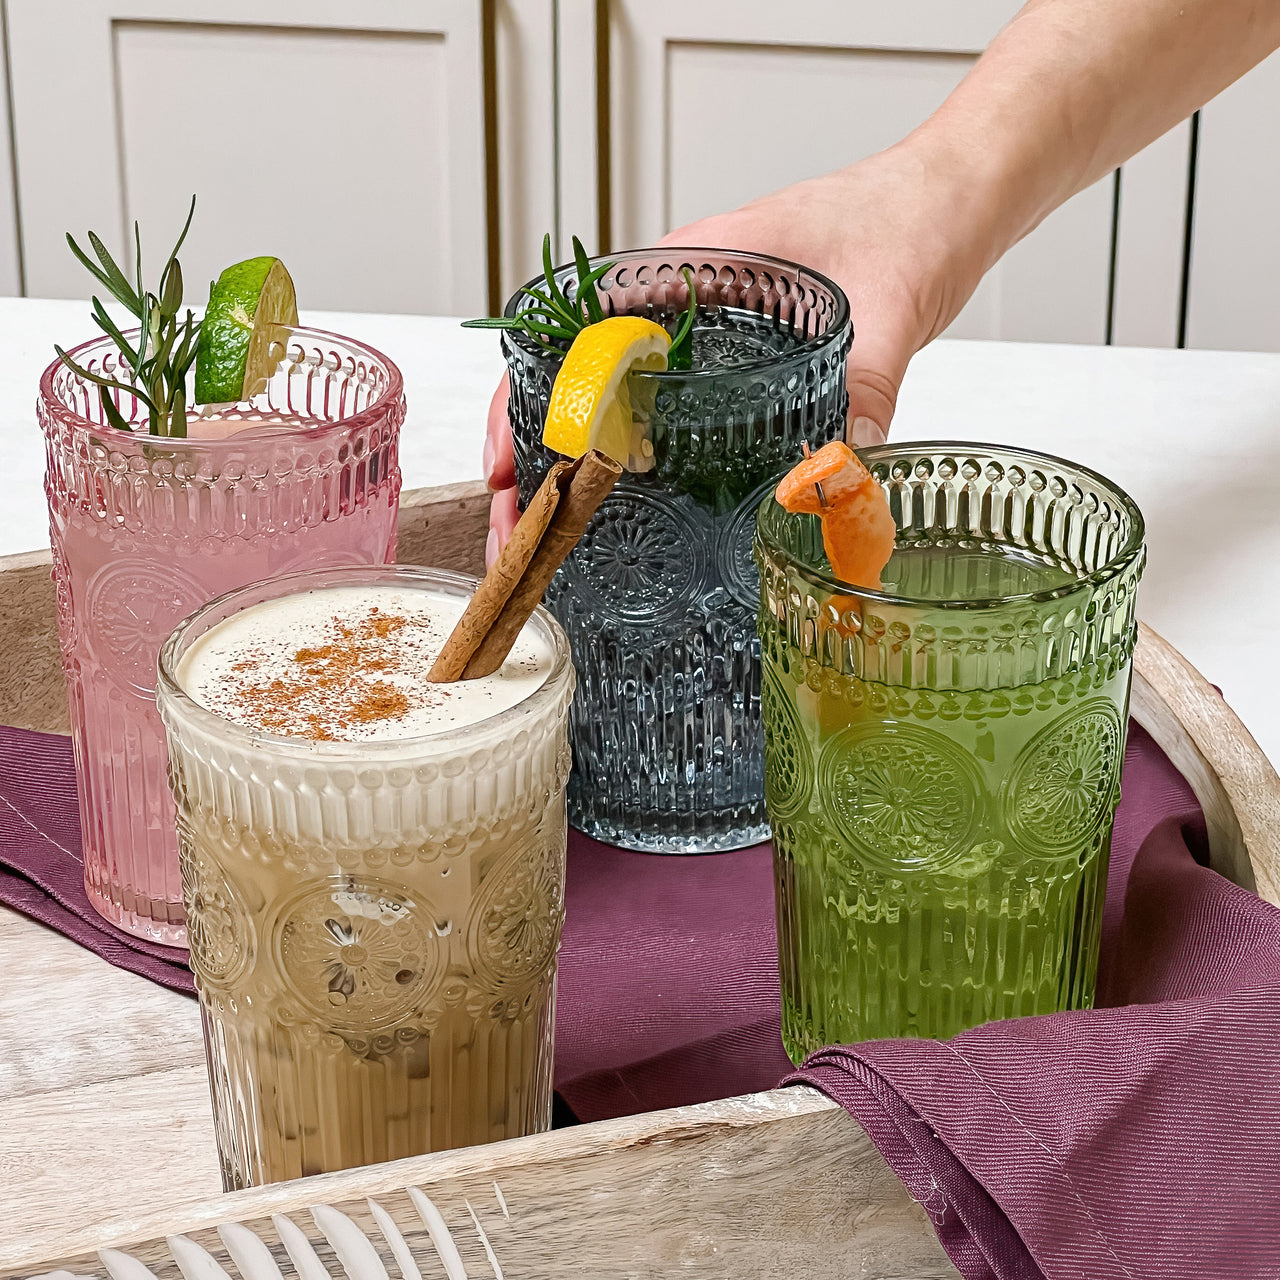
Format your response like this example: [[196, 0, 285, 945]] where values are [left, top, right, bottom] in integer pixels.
[[194, 256, 298, 406]]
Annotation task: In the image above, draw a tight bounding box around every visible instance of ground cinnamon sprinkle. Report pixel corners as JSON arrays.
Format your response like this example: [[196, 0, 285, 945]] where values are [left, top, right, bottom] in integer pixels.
[[228, 608, 425, 740]]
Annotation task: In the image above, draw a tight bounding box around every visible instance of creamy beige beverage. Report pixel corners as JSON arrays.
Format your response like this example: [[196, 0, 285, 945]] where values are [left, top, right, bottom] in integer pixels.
[[158, 568, 575, 1189]]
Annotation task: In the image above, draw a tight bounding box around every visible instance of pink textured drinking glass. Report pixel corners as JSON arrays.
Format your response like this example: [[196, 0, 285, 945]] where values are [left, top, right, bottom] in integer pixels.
[[40, 328, 404, 945]]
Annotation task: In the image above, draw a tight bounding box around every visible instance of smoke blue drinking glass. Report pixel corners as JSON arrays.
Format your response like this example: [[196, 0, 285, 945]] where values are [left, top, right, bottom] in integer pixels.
[[505, 249, 851, 852]]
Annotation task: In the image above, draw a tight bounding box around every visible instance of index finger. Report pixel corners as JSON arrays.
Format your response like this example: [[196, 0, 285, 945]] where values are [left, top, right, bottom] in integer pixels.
[[484, 371, 515, 491]]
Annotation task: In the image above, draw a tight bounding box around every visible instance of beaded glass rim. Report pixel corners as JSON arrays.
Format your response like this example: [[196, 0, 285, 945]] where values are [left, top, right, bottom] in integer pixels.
[[157, 565, 575, 761], [502, 245, 852, 379], [755, 438, 1147, 611], [40, 326, 406, 446]]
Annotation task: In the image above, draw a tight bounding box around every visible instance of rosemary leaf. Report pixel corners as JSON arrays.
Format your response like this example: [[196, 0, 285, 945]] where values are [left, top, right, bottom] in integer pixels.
[[55, 345, 159, 415], [89, 297, 137, 368], [66, 234, 138, 315], [540, 233, 576, 319], [86, 232, 141, 315], [133, 222, 144, 318], [520, 282, 582, 330], [514, 322, 564, 355], [580, 259, 614, 300], [460, 317, 523, 330], [525, 334, 565, 357], [668, 268, 698, 371], [172, 311, 199, 381], [148, 314, 180, 385], [158, 196, 196, 304], [516, 313, 579, 342], [98, 386, 132, 434], [464, 313, 575, 344], [572, 236, 605, 324], [160, 256, 183, 319], [170, 384, 187, 439]]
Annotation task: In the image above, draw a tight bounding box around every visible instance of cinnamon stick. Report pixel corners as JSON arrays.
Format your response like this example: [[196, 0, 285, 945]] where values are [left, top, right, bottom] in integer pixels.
[[427, 450, 622, 682]]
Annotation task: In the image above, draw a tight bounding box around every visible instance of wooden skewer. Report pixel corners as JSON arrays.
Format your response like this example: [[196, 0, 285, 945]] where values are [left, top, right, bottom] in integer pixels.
[[801, 441, 829, 508]]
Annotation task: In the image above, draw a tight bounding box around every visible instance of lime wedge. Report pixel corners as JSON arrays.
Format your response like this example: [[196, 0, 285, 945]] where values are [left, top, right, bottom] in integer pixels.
[[194, 256, 298, 405]]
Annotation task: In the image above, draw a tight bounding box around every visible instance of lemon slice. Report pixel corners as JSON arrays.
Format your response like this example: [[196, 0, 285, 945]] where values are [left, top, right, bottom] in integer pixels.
[[194, 256, 298, 405], [542, 316, 671, 470]]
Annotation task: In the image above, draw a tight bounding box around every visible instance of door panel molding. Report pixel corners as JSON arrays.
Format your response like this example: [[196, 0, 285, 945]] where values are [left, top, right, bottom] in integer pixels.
[[7, 0, 488, 314]]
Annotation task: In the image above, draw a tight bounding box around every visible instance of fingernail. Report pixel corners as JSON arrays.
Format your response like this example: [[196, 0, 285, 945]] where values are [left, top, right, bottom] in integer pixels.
[[482, 434, 495, 484], [850, 416, 886, 445], [485, 527, 499, 568]]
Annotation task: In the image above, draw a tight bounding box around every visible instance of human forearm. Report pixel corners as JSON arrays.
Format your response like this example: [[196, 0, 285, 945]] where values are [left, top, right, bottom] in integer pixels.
[[486, 0, 1280, 544], [908, 0, 1280, 279]]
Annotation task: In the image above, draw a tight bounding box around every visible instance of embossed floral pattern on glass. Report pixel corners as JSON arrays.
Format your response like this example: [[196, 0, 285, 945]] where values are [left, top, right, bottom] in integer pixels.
[[158, 567, 576, 1188], [41, 329, 404, 945], [506, 249, 851, 853], [755, 443, 1146, 1055]]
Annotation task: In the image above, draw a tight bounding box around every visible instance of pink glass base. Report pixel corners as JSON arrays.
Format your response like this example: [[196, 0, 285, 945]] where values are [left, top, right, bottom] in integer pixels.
[[84, 878, 188, 948]]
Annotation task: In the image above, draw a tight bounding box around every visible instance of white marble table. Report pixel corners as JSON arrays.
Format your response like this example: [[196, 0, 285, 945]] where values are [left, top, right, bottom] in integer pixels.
[[3, 298, 1277, 762]]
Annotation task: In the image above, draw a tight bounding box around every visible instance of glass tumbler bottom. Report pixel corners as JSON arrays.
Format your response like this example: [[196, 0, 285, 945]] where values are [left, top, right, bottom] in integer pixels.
[[571, 794, 770, 854], [84, 878, 187, 947]]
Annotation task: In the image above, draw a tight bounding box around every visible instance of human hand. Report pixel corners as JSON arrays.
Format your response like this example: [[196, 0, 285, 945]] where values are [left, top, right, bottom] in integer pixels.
[[482, 138, 987, 563]]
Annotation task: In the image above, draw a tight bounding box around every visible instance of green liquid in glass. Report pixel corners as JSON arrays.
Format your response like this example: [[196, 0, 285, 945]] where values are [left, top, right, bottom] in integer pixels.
[[761, 542, 1134, 1057]]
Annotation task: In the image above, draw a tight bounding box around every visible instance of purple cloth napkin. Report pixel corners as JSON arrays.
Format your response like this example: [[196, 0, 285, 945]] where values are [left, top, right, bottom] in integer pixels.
[[787, 733, 1280, 1279], [0, 725, 196, 992], [4, 721, 1277, 1277]]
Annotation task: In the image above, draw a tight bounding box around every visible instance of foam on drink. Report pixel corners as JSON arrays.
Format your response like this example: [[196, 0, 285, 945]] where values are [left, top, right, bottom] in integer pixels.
[[177, 585, 552, 741]]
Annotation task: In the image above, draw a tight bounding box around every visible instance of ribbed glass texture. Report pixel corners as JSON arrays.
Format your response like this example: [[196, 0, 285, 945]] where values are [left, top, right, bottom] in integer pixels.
[[157, 567, 576, 1188], [40, 329, 404, 945], [506, 249, 851, 852], [755, 443, 1146, 1056]]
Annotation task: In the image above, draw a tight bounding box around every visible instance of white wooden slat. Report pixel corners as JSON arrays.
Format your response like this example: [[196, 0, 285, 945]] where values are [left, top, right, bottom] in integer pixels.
[[555, 0, 603, 260], [0, 908, 202, 1103], [1110, 120, 1193, 350], [1185, 50, 1280, 352], [495, 0, 557, 302], [6, 0, 490, 316], [948, 172, 1114, 345], [0, 10, 24, 297]]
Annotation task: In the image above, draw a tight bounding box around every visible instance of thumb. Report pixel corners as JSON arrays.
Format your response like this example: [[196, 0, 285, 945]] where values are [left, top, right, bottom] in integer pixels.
[[843, 323, 915, 447]]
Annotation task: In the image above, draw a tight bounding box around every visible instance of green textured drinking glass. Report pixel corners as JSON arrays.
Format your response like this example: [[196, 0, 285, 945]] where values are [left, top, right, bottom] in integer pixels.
[[755, 442, 1146, 1058]]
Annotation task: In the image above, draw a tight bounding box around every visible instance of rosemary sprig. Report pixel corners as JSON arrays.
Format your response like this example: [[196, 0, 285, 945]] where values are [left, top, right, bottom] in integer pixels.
[[465, 236, 702, 371], [55, 196, 200, 437], [462, 232, 614, 355]]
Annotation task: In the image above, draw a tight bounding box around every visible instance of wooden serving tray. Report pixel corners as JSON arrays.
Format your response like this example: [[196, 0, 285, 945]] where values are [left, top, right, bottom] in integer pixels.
[[1, 483, 1277, 1280]]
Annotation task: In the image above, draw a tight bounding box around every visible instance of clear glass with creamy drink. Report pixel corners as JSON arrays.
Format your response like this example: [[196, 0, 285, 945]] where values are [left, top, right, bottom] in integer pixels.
[[156, 565, 575, 1189]]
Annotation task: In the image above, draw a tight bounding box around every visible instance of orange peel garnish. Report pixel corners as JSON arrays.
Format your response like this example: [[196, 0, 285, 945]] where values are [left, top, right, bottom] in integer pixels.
[[776, 441, 896, 589]]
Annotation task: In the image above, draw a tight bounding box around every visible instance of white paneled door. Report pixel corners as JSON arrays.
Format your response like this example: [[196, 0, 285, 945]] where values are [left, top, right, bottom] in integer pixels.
[[592, 0, 1192, 348], [7, 0, 491, 316], [1185, 49, 1280, 352]]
